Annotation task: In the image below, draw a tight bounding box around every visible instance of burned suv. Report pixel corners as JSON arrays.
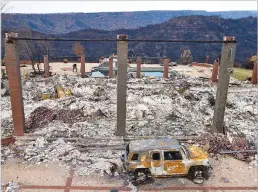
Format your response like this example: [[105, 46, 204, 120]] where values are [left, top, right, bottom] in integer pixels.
[[121, 138, 211, 185]]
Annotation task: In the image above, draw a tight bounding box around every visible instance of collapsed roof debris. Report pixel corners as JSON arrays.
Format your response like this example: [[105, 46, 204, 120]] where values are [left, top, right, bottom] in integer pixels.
[[1, 80, 10, 97], [22, 136, 122, 176], [195, 133, 256, 162], [25, 107, 87, 130], [1, 75, 258, 177]]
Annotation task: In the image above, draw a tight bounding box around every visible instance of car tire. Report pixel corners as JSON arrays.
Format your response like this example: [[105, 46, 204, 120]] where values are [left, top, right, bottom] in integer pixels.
[[187, 166, 209, 184], [132, 169, 153, 185]]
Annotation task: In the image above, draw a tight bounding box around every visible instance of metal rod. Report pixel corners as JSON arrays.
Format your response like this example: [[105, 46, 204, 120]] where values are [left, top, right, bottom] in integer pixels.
[[11, 37, 237, 43], [219, 150, 258, 154]]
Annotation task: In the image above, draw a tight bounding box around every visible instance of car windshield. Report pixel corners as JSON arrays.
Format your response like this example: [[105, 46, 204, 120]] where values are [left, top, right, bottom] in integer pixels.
[[181, 145, 190, 159]]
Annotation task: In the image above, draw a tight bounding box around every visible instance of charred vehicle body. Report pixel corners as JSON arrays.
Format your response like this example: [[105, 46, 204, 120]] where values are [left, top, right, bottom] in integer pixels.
[[121, 138, 211, 185]]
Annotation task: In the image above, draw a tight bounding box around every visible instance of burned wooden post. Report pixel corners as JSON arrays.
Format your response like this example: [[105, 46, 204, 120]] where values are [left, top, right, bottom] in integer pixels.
[[116, 34, 128, 136], [163, 57, 170, 78], [210, 59, 219, 82], [44, 55, 49, 78], [212, 36, 236, 133], [5, 33, 25, 136], [251, 61, 257, 84], [136, 56, 141, 78], [206, 55, 210, 64], [109, 56, 114, 78], [81, 55, 85, 78]]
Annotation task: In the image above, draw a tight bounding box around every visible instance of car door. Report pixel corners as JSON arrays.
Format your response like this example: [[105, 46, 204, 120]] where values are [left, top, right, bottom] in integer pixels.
[[150, 151, 163, 176], [163, 150, 185, 175]]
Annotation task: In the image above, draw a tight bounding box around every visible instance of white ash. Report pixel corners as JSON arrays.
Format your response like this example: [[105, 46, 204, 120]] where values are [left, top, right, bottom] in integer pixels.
[[249, 155, 258, 167], [5, 181, 19, 192], [24, 137, 76, 164], [1, 118, 13, 139], [1, 146, 14, 164], [1, 75, 258, 168], [126, 180, 138, 192], [77, 159, 121, 176], [23, 136, 122, 176]]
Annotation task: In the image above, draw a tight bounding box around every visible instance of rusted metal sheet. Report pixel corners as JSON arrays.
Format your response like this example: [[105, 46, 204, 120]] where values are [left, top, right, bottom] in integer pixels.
[[188, 145, 208, 159], [164, 160, 185, 174]]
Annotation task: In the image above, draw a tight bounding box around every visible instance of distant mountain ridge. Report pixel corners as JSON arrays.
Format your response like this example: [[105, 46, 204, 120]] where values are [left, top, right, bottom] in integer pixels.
[[3, 15, 254, 65], [2, 10, 257, 34]]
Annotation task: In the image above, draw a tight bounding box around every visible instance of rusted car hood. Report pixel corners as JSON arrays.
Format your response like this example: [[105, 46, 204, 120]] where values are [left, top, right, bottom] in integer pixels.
[[188, 145, 208, 160]]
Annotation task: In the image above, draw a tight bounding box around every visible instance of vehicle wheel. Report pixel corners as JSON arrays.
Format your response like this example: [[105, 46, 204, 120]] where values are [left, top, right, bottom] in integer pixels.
[[193, 170, 204, 184], [188, 166, 208, 184], [132, 169, 153, 185]]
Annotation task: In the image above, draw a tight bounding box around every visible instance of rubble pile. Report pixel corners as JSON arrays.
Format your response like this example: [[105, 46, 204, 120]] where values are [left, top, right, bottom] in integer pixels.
[[1, 146, 14, 164], [4, 181, 19, 192], [1, 118, 13, 139], [22, 136, 122, 176], [197, 133, 256, 162], [25, 107, 56, 129], [1, 80, 10, 97], [25, 107, 87, 129], [77, 161, 121, 176], [1, 75, 258, 171], [231, 137, 256, 161]]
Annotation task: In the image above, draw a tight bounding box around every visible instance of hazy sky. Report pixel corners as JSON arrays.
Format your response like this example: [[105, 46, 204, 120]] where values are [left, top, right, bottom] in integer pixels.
[[5, 1, 257, 14]]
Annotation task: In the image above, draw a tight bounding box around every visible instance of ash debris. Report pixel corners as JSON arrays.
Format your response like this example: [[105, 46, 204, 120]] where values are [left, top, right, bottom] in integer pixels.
[[25, 107, 87, 130], [1, 118, 13, 139], [1, 80, 10, 97], [22, 136, 122, 176], [195, 133, 257, 162], [3, 181, 19, 192], [1, 75, 258, 175]]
